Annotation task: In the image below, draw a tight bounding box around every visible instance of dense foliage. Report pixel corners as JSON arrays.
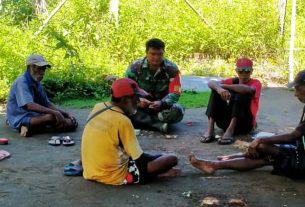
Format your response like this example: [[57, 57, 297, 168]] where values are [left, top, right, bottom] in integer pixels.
[[0, 0, 304, 102]]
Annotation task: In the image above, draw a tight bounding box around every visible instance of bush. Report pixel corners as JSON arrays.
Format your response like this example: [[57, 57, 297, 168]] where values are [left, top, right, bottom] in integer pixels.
[[0, 0, 305, 102]]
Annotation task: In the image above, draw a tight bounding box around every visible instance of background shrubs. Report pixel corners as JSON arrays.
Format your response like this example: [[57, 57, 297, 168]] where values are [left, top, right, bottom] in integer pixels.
[[0, 0, 304, 102]]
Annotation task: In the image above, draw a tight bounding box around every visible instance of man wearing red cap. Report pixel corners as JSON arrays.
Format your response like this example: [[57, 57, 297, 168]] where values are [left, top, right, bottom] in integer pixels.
[[201, 57, 262, 145], [81, 78, 180, 185], [189, 70, 305, 179]]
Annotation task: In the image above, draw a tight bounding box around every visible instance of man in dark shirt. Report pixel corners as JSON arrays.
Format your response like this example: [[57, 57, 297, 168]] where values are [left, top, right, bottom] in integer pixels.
[[6, 54, 78, 136], [190, 70, 305, 179]]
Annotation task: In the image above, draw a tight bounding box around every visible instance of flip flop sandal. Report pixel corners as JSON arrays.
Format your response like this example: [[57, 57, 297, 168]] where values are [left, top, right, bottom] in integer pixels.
[[218, 137, 234, 145], [48, 136, 61, 146], [0, 150, 10, 161], [64, 160, 83, 176], [0, 138, 8, 145], [61, 136, 75, 146], [200, 135, 215, 143]]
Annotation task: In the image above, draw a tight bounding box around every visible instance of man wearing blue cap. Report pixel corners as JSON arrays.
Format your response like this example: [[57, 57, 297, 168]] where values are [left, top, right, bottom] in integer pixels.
[[6, 54, 78, 137]]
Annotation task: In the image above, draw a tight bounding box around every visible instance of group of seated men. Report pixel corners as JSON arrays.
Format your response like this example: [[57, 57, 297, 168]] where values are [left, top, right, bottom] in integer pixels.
[[5, 38, 305, 185]]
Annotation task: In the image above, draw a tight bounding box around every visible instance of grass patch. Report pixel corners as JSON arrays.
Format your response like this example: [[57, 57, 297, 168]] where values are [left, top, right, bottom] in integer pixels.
[[58, 91, 211, 109], [179, 91, 210, 109]]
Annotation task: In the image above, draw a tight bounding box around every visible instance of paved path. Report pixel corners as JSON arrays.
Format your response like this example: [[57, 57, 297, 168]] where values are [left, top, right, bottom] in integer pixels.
[[181, 75, 221, 91]]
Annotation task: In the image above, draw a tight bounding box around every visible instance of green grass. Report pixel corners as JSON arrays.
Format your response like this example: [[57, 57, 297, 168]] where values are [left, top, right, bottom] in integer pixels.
[[58, 91, 211, 109], [179, 91, 210, 109]]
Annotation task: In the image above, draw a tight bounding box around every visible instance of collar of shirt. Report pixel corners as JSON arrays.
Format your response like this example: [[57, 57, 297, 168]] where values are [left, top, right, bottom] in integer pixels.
[[104, 102, 125, 115], [142, 57, 169, 77], [142, 57, 169, 70], [24, 70, 40, 87]]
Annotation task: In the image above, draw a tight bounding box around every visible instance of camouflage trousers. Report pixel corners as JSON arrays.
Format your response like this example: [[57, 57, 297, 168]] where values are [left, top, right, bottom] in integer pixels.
[[157, 103, 184, 123], [129, 103, 184, 130]]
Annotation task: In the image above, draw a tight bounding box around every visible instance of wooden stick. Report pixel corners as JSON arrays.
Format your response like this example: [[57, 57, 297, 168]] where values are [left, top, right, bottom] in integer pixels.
[[33, 0, 68, 36], [184, 0, 209, 26]]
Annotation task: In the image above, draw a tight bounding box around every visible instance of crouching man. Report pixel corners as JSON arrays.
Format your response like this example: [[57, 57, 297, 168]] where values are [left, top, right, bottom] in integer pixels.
[[81, 78, 180, 185]]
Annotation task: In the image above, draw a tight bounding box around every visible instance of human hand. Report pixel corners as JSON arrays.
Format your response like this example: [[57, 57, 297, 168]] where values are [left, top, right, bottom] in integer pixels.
[[149, 101, 162, 111], [53, 111, 66, 127], [246, 138, 261, 158], [217, 87, 231, 101], [138, 98, 152, 108]]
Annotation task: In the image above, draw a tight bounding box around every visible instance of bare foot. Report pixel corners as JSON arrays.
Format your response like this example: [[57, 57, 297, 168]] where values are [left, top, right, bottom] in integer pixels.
[[217, 153, 245, 161], [189, 153, 215, 175], [158, 167, 181, 177]]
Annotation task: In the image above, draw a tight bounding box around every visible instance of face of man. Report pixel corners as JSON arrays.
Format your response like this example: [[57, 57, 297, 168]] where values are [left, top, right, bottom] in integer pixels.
[[294, 84, 305, 103], [29, 65, 47, 82], [236, 69, 252, 83], [122, 95, 138, 116], [146, 48, 164, 69]]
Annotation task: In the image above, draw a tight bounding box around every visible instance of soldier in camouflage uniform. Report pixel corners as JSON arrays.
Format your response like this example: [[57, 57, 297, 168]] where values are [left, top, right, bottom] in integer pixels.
[[125, 38, 184, 133]]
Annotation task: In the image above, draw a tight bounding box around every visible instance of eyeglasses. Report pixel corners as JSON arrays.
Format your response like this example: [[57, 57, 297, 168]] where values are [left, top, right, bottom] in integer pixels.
[[236, 70, 251, 74]]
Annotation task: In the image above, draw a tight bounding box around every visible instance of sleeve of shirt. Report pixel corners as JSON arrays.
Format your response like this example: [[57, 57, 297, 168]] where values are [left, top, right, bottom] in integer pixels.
[[161, 73, 181, 106], [221, 78, 233, 84], [119, 118, 143, 160], [125, 63, 138, 81], [250, 80, 262, 99], [296, 122, 305, 135], [15, 79, 34, 108]]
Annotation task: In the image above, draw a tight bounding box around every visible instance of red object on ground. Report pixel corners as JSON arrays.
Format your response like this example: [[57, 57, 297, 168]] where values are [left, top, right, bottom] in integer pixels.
[[0, 138, 8, 145], [186, 121, 193, 126]]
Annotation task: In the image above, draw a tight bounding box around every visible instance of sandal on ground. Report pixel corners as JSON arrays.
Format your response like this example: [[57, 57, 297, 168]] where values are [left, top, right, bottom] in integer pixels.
[[61, 136, 75, 146], [217, 137, 234, 145], [0, 150, 10, 161], [48, 136, 61, 146], [64, 159, 82, 176], [200, 135, 215, 143]]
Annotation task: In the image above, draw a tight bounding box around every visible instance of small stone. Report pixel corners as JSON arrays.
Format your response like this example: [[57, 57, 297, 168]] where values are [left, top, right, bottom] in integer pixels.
[[201, 196, 220, 206], [165, 135, 178, 139]]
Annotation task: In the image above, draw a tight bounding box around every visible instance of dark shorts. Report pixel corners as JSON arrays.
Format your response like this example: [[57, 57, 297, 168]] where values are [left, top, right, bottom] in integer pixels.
[[124, 153, 162, 184], [270, 146, 305, 179]]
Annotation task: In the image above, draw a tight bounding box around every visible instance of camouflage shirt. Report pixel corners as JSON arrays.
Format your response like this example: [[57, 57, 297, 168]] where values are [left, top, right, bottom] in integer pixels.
[[125, 57, 181, 107]]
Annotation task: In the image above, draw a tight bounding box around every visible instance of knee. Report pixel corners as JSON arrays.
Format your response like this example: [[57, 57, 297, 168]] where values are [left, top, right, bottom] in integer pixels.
[[256, 143, 269, 153], [44, 114, 55, 122], [167, 153, 178, 166]]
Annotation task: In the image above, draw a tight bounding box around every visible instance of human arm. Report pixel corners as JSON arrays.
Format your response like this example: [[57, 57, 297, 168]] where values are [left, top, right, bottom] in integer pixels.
[[221, 84, 255, 95], [25, 103, 66, 126], [119, 119, 143, 160], [152, 72, 181, 110], [208, 80, 231, 101], [247, 130, 301, 157]]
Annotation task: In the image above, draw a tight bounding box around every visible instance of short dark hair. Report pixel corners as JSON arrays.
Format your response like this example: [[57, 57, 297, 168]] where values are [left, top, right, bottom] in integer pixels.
[[146, 38, 165, 52], [111, 96, 123, 103]]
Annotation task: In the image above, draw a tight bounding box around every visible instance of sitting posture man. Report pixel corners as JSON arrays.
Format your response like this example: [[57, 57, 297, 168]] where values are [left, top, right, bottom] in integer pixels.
[[125, 38, 184, 133], [81, 78, 179, 185], [190, 70, 305, 179], [6, 54, 78, 136], [201, 57, 262, 145]]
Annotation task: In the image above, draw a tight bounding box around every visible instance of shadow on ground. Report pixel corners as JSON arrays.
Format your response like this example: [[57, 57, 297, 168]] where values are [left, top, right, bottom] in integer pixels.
[[1, 88, 305, 207]]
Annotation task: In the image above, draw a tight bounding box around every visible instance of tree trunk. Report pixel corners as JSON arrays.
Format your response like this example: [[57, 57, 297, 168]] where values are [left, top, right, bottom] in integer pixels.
[[278, 0, 287, 36], [109, 0, 119, 26], [33, 0, 48, 15]]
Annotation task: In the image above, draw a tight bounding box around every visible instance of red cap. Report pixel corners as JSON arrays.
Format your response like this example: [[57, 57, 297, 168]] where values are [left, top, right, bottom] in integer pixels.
[[111, 78, 148, 98], [236, 57, 253, 70]]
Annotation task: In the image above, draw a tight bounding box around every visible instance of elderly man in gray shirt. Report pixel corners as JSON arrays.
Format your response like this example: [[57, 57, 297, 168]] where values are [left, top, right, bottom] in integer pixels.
[[6, 54, 78, 137]]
